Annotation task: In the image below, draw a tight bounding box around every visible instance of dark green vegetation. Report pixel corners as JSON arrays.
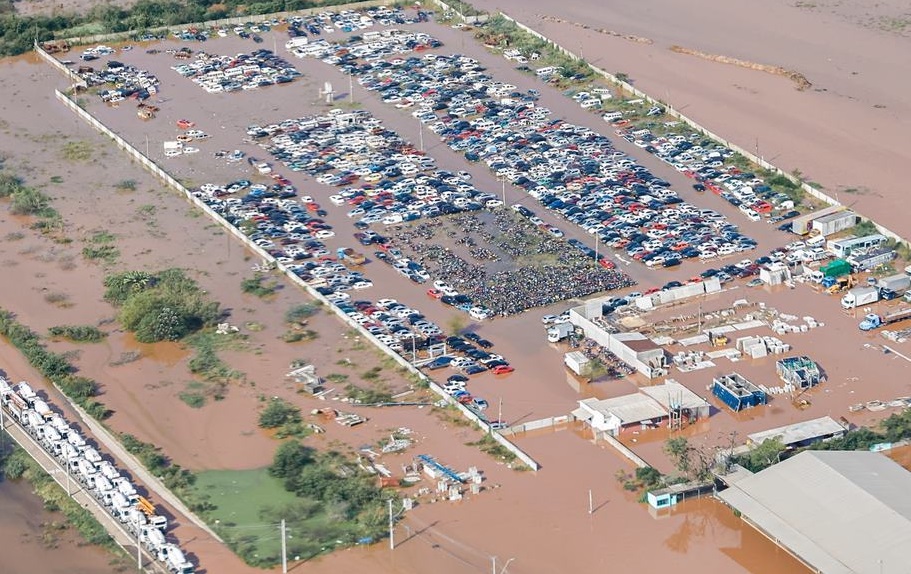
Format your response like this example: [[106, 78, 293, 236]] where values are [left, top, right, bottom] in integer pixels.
[[179, 443, 392, 568], [0, 309, 108, 419], [466, 433, 518, 464], [119, 433, 196, 493], [258, 397, 308, 438], [0, 171, 55, 217], [0, 441, 115, 549], [241, 275, 280, 298], [185, 330, 246, 383], [48, 324, 106, 343], [0, 0, 372, 57], [104, 269, 220, 343], [81, 230, 119, 264]]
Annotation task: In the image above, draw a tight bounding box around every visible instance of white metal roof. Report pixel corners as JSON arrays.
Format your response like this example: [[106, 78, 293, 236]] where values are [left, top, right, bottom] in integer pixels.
[[640, 380, 709, 411], [718, 451, 911, 574], [579, 394, 666, 425], [747, 416, 845, 447]]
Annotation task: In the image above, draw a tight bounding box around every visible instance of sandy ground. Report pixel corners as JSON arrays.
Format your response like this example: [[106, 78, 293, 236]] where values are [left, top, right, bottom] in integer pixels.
[[474, 0, 911, 241], [0, 478, 118, 574], [0, 11, 878, 573]]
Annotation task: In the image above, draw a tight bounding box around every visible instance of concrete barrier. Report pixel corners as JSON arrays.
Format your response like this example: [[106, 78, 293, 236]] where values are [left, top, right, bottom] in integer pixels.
[[54, 89, 541, 472], [33, 41, 86, 88], [496, 12, 909, 248], [600, 432, 649, 468]]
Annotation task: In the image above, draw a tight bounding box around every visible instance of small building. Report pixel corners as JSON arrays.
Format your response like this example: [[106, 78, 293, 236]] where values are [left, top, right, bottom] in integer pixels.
[[564, 351, 591, 377], [790, 205, 845, 235], [827, 234, 886, 259], [608, 333, 668, 379], [760, 262, 791, 286], [776, 356, 822, 389], [811, 210, 857, 237], [747, 416, 846, 449], [574, 394, 667, 435], [712, 373, 767, 412], [647, 481, 716, 510], [847, 246, 895, 271], [640, 380, 711, 426]]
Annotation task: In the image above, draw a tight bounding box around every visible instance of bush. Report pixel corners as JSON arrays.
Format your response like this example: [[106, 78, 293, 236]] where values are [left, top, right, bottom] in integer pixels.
[[285, 303, 320, 324], [48, 324, 106, 343], [241, 275, 279, 297], [104, 269, 219, 342], [258, 398, 301, 429]]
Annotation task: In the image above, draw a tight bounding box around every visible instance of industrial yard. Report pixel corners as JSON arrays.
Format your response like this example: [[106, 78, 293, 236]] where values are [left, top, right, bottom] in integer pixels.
[[1, 3, 911, 574]]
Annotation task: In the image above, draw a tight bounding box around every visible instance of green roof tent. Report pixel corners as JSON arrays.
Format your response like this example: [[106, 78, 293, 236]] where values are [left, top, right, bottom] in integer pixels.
[[821, 259, 852, 278]]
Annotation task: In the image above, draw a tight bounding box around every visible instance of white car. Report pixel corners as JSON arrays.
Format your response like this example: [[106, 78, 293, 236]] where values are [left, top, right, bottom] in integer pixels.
[[541, 314, 558, 324]]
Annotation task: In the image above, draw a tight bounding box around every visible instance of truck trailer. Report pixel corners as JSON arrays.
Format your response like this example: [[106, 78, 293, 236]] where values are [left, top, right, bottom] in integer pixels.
[[859, 308, 911, 331], [877, 273, 911, 295], [841, 286, 879, 309]]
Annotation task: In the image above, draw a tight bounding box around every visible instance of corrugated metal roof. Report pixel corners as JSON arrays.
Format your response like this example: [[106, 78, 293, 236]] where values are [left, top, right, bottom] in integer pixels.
[[747, 416, 845, 447], [580, 394, 666, 424], [718, 451, 911, 574]]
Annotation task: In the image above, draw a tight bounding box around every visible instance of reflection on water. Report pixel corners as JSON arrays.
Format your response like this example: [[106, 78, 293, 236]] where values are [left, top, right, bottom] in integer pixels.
[[664, 498, 809, 574], [120, 332, 189, 366]]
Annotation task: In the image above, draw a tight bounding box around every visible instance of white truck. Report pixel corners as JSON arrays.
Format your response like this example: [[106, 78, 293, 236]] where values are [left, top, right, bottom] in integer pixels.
[[841, 286, 879, 309], [547, 322, 574, 343], [158, 543, 194, 574]]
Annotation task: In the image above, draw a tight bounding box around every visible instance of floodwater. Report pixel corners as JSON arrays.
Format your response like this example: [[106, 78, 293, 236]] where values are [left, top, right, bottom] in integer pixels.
[[0, 479, 116, 573]]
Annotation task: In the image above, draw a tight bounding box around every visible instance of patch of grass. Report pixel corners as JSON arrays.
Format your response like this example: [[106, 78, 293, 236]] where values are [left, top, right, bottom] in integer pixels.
[[60, 141, 93, 162], [4, 231, 24, 241], [285, 302, 321, 325], [466, 434, 519, 464], [281, 329, 319, 343], [48, 324, 106, 343], [49, 175, 64, 184], [114, 179, 137, 192], [345, 383, 393, 404], [241, 275, 280, 298], [109, 350, 142, 367], [43, 291, 72, 308], [81, 244, 119, 263], [178, 380, 222, 408], [183, 468, 303, 566], [185, 330, 246, 383]]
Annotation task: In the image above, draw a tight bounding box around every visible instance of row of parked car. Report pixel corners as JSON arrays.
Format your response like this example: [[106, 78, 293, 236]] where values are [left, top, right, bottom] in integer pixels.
[[290, 35, 758, 269], [193, 178, 373, 292], [172, 49, 301, 94]]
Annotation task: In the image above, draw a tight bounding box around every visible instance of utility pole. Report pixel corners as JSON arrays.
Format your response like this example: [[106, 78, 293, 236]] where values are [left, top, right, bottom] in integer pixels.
[[388, 499, 395, 550], [589, 489, 594, 515], [498, 397, 503, 426], [501, 178, 506, 204], [349, 73, 354, 104], [65, 459, 71, 496], [281, 519, 288, 574], [419, 119, 424, 152], [492, 556, 497, 574], [595, 234, 599, 260]]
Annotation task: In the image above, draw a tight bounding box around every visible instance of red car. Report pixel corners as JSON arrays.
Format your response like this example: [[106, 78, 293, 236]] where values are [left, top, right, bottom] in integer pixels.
[[492, 365, 514, 375], [427, 289, 443, 299]]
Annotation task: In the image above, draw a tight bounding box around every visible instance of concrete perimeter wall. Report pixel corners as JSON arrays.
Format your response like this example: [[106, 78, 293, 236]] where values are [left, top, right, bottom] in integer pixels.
[[495, 12, 907, 248], [53, 89, 540, 471], [599, 432, 649, 468], [34, 41, 86, 88]]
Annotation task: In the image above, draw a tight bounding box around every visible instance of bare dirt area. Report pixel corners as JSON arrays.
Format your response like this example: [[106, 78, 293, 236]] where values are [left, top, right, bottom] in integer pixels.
[[474, 0, 911, 240], [0, 478, 118, 574]]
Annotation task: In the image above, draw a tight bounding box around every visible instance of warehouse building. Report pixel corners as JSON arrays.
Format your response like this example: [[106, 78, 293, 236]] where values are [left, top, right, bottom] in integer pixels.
[[718, 451, 911, 574]]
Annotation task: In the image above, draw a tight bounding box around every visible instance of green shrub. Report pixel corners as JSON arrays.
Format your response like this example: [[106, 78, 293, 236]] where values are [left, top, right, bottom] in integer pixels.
[[104, 269, 219, 342], [258, 398, 301, 429], [48, 325, 106, 343]]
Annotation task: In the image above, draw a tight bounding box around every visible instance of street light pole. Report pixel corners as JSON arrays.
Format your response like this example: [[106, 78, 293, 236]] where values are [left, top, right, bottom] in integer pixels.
[[501, 178, 506, 204], [388, 499, 395, 550], [281, 519, 288, 574]]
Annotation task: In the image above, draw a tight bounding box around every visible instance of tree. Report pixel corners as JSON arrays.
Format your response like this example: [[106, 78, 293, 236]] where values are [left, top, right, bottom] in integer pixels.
[[664, 437, 693, 477], [258, 398, 301, 429], [269, 441, 314, 480], [733, 438, 786, 473]]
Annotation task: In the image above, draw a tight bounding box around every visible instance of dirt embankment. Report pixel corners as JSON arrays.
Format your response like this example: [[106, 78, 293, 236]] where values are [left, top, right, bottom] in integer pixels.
[[669, 45, 813, 90], [537, 14, 654, 44]]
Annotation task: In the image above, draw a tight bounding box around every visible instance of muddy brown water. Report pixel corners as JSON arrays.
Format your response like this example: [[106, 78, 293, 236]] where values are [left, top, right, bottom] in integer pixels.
[[0, 479, 116, 574], [0, 12, 875, 572]]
